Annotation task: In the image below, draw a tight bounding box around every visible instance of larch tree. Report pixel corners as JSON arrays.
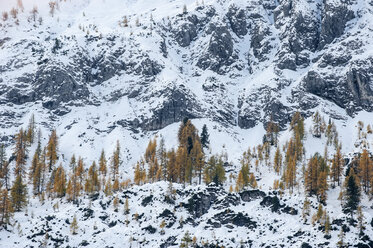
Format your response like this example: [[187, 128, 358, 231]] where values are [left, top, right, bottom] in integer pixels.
[[53, 165, 66, 198], [265, 119, 279, 146], [10, 175, 27, 211], [0, 144, 9, 189], [273, 147, 282, 174], [203, 155, 225, 185], [305, 153, 328, 203], [76, 157, 85, 189], [284, 155, 297, 193], [312, 111, 324, 138], [111, 140, 121, 180], [358, 149, 372, 193], [85, 161, 100, 194], [235, 160, 250, 191], [46, 130, 58, 171], [70, 214, 78, 235], [175, 146, 188, 184], [26, 114, 36, 145], [331, 146, 344, 187], [30, 5, 38, 23], [134, 160, 145, 185], [13, 128, 28, 177], [157, 136, 167, 179], [0, 188, 13, 228], [99, 149, 107, 177], [166, 149, 177, 182], [290, 111, 305, 140]]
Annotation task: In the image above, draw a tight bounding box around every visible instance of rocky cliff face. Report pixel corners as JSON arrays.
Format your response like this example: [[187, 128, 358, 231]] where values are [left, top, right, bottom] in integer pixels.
[[0, 0, 372, 137]]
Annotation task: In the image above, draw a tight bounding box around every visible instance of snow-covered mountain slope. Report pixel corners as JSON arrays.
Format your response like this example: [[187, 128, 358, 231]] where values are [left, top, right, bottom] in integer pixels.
[[0, 0, 373, 166], [1, 182, 372, 248], [1, 0, 373, 247], [1, 0, 373, 144]]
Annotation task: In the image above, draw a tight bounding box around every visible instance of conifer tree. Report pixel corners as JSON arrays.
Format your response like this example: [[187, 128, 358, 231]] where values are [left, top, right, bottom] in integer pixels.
[[76, 157, 85, 187], [10, 175, 27, 211], [273, 147, 282, 174], [324, 211, 331, 235], [192, 139, 204, 184], [53, 165, 66, 198], [337, 228, 345, 247], [67, 156, 81, 203], [46, 130, 58, 171], [180, 231, 192, 248], [113, 178, 120, 192], [124, 197, 129, 215], [200, 124, 210, 149], [104, 178, 113, 196], [305, 153, 328, 203], [235, 161, 250, 191], [343, 168, 360, 218], [98, 149, 107, 177], [157, 136, 167, 178], [203, 155, 226, 185], [13, 128, 28, 177], [30, 5, 38, 23], [265, 119, 279, 146], [26, 114, 36, 145], [290, 111, 305, 140], [331, 146, 344, 187], [134, 161, 144, 185], [182, 4, 188, 14], [70, 215, 78, 235], [357, 206, 365, 235], [284, 154, 297, 192], [113, 196, 119, 211], [175, 146, 188, 184], [166, 149, 177, 182], [29, 149, 39, 182], [358, 149, 372, 193], [112, 140, 121, 180], [302, 197, 311, 222], [312, 111, 324, 138], [85, 161, 100, 193], [0, 145, 9, 189], [0, 188, 13, 227]]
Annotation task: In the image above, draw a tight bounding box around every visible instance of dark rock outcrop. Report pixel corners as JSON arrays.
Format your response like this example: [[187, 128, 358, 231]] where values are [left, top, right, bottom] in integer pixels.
[[174, 22, 197, 47], [227, 6, 247, 37], [197, 25, 234, 73]]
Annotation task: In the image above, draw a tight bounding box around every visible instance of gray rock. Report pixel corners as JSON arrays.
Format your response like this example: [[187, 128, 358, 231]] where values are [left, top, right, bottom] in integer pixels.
[[174, 22, 197, 47], [134, 58, 163, 77], [227, 6, 247, 37], [140, 87, 200, 131], [197, 25, 234, 73], [303, 60, 373, 116], [318, 2, 354, 49]]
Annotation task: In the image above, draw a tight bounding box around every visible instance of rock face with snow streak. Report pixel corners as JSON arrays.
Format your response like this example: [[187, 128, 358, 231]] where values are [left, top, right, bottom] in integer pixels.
[[0, 0, 372, 133]]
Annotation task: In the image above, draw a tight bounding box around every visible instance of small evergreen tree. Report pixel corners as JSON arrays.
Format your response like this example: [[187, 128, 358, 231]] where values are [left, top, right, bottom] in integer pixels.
[[180, 231, 192, 248], [343, 168, 360, 218], [200, 124, 210, 149]]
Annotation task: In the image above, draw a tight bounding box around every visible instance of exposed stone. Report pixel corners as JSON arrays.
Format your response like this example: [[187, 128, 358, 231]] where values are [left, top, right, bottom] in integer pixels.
[[197, 25, 234, 73], [227, 6, 247, 37], [174, 22, 197, 47]]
